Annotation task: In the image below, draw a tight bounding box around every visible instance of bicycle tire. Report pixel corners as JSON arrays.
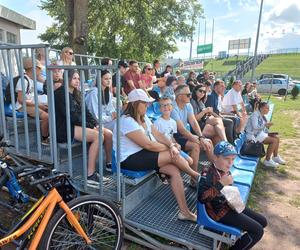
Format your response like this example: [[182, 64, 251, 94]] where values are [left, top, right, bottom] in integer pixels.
[[39, 195, 124, 250]]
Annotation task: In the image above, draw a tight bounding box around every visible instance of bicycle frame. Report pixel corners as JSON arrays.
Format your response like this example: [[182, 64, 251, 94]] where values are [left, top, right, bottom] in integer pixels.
[[0, 188, 91, 249]]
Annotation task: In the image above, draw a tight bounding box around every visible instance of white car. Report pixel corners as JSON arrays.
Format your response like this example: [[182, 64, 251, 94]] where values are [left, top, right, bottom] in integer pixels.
[[257, 78, 294, 95]]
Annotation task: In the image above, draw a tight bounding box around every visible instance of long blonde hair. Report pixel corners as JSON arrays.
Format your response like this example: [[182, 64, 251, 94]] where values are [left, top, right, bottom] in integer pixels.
[[60, 47, 74, 65]]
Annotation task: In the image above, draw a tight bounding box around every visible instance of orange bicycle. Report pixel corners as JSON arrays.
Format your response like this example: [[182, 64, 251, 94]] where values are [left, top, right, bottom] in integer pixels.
[[0, 173, 124, 249]]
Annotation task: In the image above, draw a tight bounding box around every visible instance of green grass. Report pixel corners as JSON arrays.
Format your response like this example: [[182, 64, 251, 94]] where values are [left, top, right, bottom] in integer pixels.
[[244, 54, 300, 80], [289, 195, 300, 208], [262, 95, 300, 138], [248, 94, 300, 211], [203, 56, 247, 77]]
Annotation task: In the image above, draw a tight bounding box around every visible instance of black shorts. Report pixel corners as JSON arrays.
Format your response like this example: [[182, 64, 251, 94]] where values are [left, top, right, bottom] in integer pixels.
[[174, 133, 188, 152], [121, 149, 159, 171]]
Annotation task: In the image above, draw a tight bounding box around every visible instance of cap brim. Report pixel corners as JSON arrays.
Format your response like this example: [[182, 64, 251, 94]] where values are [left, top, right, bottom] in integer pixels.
[[222, 151, 238, 156]]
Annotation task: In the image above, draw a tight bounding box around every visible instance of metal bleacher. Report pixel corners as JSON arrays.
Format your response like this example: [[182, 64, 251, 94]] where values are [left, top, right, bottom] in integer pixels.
[[0, 43, 276, 250]]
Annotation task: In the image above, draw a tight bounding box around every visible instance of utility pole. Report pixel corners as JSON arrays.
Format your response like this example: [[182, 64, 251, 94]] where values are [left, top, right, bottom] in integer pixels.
[[203, 19, 207, 60], [197, 19, 201, 58], [189, 16, 195, 61], [251, 0, 264, 81]]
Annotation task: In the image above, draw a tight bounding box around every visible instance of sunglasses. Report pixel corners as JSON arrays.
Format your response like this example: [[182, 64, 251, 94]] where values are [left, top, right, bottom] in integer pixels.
[[198, 89, 206, 94], [146, 68, 153, 71], [66, 51, 74, 55], [160, 103, 172, 108], [180, 93, 191, 97]]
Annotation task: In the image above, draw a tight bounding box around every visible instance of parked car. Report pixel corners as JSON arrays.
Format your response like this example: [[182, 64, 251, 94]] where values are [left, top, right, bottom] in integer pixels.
[[257, 78, 295, 95], [259, 73, 290, 81]]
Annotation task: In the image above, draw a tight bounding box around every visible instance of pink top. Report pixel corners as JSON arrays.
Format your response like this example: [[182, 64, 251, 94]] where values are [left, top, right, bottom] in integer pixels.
[[141, 74, 153, 89]]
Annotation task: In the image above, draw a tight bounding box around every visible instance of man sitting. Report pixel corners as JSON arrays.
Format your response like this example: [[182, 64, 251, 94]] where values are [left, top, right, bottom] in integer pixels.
[[171, 85, 214, 187]]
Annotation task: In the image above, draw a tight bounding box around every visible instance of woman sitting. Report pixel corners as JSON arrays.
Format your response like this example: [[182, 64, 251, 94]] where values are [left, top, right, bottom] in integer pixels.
[[141, 63, 154, 91], [54, 70, 111, 183], [113, 89, 200, 222], [86, 70, 116, 131], [198, 141, 267, 250], [191, 85, 227, 144], [152, 75, 175, 101], [245, 101, 285, 168], [186, 71, 198, 92], [57, 47, 76, 66]]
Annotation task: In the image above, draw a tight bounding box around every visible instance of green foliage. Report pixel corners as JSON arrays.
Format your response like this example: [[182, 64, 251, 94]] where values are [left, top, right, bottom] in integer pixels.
[[291, 85, 299, 99], [39, 0, 203, 61], [227, 76, 235, 89]]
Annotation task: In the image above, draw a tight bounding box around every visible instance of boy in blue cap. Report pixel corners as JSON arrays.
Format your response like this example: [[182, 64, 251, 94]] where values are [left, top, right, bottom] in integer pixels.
[[198, 141, 267, 250]]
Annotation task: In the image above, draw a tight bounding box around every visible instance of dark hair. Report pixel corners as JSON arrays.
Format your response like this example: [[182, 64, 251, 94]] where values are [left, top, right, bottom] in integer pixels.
[[258, 101, 268, 110], [214, 79, 224, 88], [100, 69, 111, 105], [118, 60, 128, 68], [174, 84, 189, 95], [65, 69, 81, 103], [129, 60, 138, 66], [188, 71, 196, 78], [101, 57, 112, 66], [166, 76, 177, 87], [192, 85, 206, 103], [153, 59, 160, 65], [123, 101, 145, 123]]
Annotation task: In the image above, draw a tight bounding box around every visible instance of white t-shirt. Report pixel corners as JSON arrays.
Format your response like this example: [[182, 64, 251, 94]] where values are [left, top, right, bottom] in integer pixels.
[[222, 88, 243, 113], [217, 95, 223, 113], [113, 115, 154, 162], [154, 117, 177, 140], [15, 76, 34, 110]]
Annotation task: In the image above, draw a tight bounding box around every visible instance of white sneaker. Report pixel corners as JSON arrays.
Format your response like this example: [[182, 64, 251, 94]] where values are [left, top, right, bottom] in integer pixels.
[[273, 155, 286, 165], [263, 159, 279, 168]]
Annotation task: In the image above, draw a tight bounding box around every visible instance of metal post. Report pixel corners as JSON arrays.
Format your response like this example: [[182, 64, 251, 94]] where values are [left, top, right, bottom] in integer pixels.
[[80, 70, 88, 191], [197, 19, 201, 58], [96, 69, 104, 194], [30, 49, 42, 160], [116, 69, 121, 203], [0, 73, 7, 141], [211, 18, 214, 68], [64, 71, 73, 177], [189, 15, 195, 61], [251, 0, 264, 82], [18, 49, 30, 156], [204, 19, 207, 60]]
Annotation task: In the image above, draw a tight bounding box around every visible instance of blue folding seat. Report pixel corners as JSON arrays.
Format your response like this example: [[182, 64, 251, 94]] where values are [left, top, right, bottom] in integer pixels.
[[111, 150, 152, 178], [230, 167, 254, 187]]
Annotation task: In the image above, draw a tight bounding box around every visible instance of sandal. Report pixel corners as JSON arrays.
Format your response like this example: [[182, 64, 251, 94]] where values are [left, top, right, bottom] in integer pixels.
[[189, 179, 197, 189], [178, 212, 197, 223], [157, 173, 169, 185]]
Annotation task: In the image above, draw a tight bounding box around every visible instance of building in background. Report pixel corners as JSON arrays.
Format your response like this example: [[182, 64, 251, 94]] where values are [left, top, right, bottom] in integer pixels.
[[0, 4, 36, 44]]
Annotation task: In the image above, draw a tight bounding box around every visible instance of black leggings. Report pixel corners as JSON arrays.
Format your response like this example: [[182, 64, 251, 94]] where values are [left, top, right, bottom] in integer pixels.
[[219, 207, 267, 250]]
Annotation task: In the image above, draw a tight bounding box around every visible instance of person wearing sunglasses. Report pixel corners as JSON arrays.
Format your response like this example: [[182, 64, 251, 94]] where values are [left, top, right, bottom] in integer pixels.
[[114, 89, 200, 222], [171, 85, 214, 188], [191, 85, 227, 144], [141, 63, 155, 91], [57, 47, 76, 67]]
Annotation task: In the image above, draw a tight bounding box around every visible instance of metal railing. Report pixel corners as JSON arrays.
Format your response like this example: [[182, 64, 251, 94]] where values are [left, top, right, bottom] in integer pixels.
[[0, 44, 123, 203]]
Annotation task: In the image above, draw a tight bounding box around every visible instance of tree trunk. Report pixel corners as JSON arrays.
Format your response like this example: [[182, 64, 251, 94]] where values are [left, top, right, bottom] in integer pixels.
[[65, 0, 88, 65]]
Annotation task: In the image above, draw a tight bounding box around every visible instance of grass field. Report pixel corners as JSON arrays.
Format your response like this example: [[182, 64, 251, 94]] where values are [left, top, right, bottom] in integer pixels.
[[248, 94, 300, 210], [203, 56, 247, 77], [244, 54, 300, 80]]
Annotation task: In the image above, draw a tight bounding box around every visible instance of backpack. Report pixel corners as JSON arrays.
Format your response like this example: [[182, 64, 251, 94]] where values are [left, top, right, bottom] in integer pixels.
[[4, 76, 30, 104]]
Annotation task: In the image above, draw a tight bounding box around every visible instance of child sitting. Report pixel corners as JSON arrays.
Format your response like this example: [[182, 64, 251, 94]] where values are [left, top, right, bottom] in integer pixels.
[[154, 95, 193, 166], [198, 141, 267, 250]]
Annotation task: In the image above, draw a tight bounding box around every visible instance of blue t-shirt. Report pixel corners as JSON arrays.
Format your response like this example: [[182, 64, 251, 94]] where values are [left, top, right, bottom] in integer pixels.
[[171, 102, 194, 128]]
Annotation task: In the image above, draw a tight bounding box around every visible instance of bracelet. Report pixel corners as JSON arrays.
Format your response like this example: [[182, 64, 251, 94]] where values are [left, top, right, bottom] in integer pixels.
[[198, 135, 205, 140], [169, 143, 176, 149]]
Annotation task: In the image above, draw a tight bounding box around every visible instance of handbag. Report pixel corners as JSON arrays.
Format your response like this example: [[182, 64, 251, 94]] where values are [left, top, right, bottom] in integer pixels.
[[221, 186, 245, 213], [240, 140, 265, 157]]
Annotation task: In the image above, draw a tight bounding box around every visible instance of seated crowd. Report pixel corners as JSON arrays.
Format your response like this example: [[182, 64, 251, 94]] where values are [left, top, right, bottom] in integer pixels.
[[3, 48, 288, 249]]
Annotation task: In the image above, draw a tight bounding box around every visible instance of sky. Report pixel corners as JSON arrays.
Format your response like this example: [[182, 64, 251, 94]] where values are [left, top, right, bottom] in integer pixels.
[[1, 0, 300, 60]]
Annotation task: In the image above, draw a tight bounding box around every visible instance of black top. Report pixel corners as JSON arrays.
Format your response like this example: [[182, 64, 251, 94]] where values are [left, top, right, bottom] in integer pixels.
[[54, 86, 97, 143], [112, 73, 125, 88], [198, 165, 231, 221]]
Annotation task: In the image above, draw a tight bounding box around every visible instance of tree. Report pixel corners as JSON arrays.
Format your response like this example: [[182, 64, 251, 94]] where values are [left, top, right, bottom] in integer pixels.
[[291, 85, 299, 99], [39, 0, 203, 61]]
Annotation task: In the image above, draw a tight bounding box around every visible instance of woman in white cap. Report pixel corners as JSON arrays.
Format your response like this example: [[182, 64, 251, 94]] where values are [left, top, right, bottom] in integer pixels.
[[113, 89, 200, 222]]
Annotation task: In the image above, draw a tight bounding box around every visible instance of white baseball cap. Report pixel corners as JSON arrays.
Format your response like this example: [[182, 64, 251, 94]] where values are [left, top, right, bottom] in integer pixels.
[[128, 89, 155, 103]]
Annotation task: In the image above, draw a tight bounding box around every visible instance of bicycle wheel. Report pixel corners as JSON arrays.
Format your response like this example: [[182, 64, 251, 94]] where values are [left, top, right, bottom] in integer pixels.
[[39, 195, 124, 250]]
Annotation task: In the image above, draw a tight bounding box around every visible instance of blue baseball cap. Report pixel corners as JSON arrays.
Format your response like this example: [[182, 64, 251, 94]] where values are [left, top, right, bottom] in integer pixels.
[[214, 141, 237, 156]]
